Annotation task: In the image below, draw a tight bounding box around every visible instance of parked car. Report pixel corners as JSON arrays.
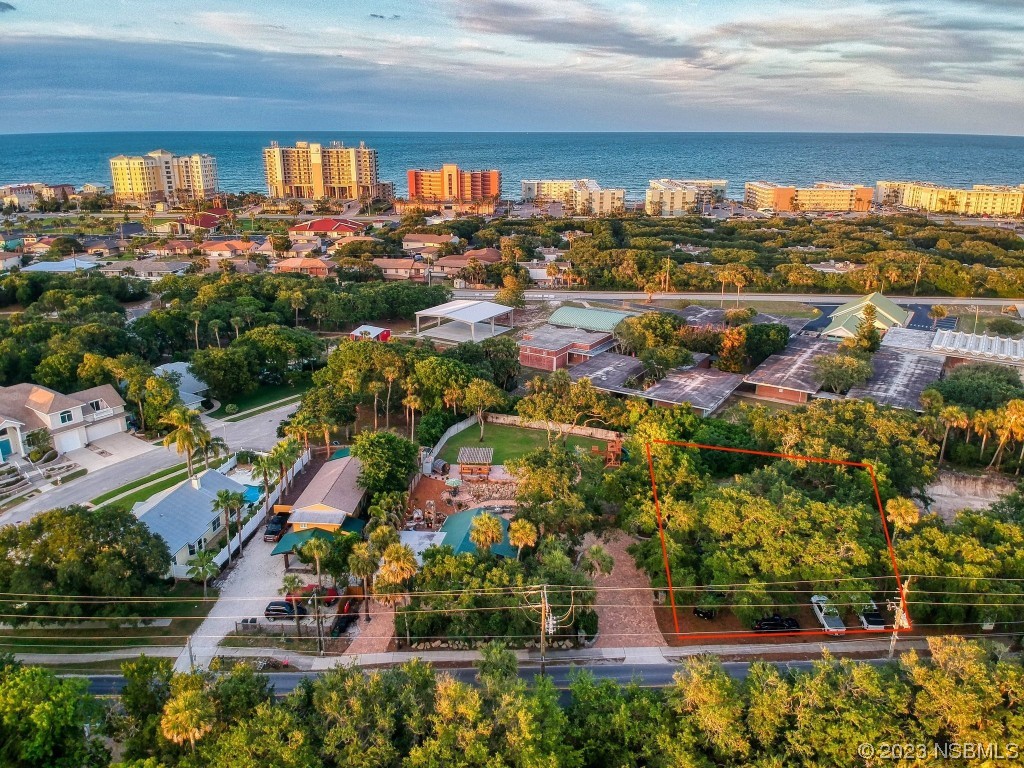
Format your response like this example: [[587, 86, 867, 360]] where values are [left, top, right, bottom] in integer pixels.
[[285, 585, 340, 607], [810, 595, 846, 635], [330, 597, 361, 637], [693, 590, 726, 621], [753, 615, 800, 632], [264, 601, 307, 621], [263, 514, 287, 542], [858, 600, 886, 631]]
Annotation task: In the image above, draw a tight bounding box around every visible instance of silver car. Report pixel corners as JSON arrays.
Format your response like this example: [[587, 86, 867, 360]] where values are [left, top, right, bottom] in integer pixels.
[[810, 595, 846, 635]]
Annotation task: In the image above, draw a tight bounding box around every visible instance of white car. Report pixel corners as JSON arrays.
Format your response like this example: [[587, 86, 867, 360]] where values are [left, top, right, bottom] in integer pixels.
[[810, 595, 846, 635]]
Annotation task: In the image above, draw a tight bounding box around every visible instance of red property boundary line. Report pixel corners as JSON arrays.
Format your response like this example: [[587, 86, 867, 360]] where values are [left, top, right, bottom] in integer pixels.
[[644, 439, 911, 641]]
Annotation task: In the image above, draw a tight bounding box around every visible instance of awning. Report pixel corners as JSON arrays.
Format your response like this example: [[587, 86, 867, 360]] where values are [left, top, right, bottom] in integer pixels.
[[270, 528, 338, 556]]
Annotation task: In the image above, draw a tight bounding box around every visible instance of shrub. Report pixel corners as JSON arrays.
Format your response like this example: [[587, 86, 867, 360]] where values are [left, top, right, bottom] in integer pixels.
[[224, 404, 239, 415], [986, 317, 1024, 337], [416, 408, 461, 447]]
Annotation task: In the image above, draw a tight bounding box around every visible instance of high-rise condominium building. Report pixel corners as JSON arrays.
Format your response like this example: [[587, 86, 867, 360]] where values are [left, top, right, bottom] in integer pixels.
[[875, 181, 1024, 216], [263, 141, 390, 201], [407, 164, 501, 202], [521, 179, 626, 215], [744, 181, 873, 213], [644, 179, 728, 216], [109, 150, 218, 205]]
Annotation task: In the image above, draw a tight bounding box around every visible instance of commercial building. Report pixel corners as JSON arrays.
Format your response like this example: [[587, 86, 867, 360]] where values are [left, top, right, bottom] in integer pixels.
[[521, 179, 626, 215], [644, 179, 728, 216], [263, 141, 392, 201], [401, 164, 501, 214], [821, 293, 911, 340], [743, 337, 840, 404], [109, 150, 218, 205], [517, 325, 617, 371], [547, 306, 636, 333], [0, 383, 128, 459], [744, 181, 873, 213], [846, 349, 943, 411], [875, 181, 1024, 217]]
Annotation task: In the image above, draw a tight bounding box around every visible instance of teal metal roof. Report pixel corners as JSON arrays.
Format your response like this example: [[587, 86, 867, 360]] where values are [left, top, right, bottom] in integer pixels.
[[340, 516, 366, 534], [547, 306, 636, 333], [270, 527, 338, 556], [440, 508, 516, 558]]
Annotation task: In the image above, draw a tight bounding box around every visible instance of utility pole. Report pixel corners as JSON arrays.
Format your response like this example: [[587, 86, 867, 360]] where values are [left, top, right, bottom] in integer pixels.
[[539, 585, 549, 676], [186, 636, 195, 669], [313, 592, 324, 656], [888, 577, 912, 659]]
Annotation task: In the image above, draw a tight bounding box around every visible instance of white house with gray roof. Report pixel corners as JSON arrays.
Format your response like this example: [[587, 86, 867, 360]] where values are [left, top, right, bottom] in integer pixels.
[[135, 469, 250, 574]]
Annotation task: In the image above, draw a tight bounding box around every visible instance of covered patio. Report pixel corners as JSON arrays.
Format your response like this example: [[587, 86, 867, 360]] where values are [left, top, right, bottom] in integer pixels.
[[415, 300, 514, 342]]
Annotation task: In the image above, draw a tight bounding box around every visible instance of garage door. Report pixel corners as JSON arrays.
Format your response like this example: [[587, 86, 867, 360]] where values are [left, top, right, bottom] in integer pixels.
[[54, 430, 85, 454], [86, 417, 126, 443]]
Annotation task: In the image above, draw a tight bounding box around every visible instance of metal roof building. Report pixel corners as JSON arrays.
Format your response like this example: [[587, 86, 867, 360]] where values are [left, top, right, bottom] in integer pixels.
[[744, 337, 840, 403], [931, 330, 1024, 366], [547, 306, 636, 333], [439, 508, 517, 559], [846, 348, 944, 411]]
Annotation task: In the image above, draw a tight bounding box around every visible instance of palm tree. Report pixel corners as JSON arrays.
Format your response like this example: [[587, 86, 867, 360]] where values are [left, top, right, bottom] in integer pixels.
[[469, 513, 503, 555], [198, 433, 229, 470], [161, 688, 214, 754], [938, 405, 969, 465], [578, 544, 614, 578], [365, 491, 408, 534], [280, 573, 305, 638], [189, 311, 202, 350], [403, 392, 422, 441], [373, 543, 418, 605], [186, 550, 219, 598], [212, 489, 244, 564], [368, 381, 385, 430], [230, 316, 243, 340], [381, 363, 404, 430], [989, 400, 1024, 471], [209, 319, 223, 348], [290, 290, 306, 328], [252, 453, 278, 515], [348, 542, 377, 617], [284, 413, 314, 454], [885, 497, 920, 544], [974, 410, 997, 458], [272, 439, 301, 495], [301, 536, 331, 589], [160, 406, 209, 477], [508, 519, 538, 560]]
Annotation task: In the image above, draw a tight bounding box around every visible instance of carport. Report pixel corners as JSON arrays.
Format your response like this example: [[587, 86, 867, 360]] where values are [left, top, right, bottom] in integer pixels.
[[415, 300, 514, 342]]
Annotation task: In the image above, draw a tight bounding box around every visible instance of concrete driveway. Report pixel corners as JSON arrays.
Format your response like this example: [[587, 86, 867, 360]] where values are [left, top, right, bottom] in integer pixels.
[[65, 433, 156, 473]]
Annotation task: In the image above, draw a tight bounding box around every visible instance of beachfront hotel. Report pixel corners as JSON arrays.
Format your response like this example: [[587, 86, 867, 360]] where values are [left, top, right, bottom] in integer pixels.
[[521, 179, 625, 215], [744, 181, 873, 213], [644, 179, 728, 216], [262, 140, 392, 202], [399, 164, 502, 214], [875, 181, 1024, 216], [109, 150, 218, 206]]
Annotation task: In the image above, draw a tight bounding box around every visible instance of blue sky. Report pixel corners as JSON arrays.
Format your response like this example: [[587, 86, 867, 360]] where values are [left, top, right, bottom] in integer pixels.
[[1, 0, 1022, 134]]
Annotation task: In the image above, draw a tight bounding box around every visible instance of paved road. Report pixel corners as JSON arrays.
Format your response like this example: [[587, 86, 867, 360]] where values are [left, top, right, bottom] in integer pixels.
[[80, 658, 891, 697], [453, 289, 1015, 308], [0, 402, 297, 526]]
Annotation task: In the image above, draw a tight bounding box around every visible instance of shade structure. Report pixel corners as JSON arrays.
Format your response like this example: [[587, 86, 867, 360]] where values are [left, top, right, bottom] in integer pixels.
[[270, 527, 337, 556], [415, 300, 513, 341], [445, 478, 463, 487]]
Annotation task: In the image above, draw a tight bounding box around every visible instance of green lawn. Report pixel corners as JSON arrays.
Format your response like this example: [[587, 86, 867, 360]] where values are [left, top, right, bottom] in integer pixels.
[[90, 462, 188, 506], [0, 582, 216, 654], [438, 424, 607, 466], [211, 376, 313, 419]]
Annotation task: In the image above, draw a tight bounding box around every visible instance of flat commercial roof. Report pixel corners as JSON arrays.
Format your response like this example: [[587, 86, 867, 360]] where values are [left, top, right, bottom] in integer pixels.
[[847, 348, 944, 411], [645, 368, 744, 414], [744, 337, 840, 393], [880, 327, 940, 355], [931, 330, 1024, 365], [567, 352, 646, 394], [415, 299, 513, 325], [547, 306, 636, 333], [518, 324, 614, 352]]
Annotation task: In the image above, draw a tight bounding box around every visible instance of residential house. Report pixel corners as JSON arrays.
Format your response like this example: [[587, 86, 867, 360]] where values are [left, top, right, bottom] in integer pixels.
[[0, 383, 127, 460], [271, 256, 333, 278], [97, 260, 189, 281], [23, 257, 98, 273], [199, 239, 258, 259], [148, 239, 196, 257], [281, 456, 368, 533], [154, 362, 209, 408], [181, 212, 224, 233], [81, 238, 122, 258], [402, 233, 459, 251], [135, 470, 249, 573], [434, 248, 502, 278], [821, 293, 911, 340], [288, 218, 366, 240], [371, 257, 426, 281]]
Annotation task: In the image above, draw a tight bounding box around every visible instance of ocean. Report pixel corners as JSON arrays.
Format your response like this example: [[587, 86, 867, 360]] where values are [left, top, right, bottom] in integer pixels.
[[1, 132, 1022, 201]]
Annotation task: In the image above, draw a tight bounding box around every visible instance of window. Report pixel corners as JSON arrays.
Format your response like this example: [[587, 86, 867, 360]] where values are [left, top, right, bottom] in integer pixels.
[[59, 410, 73, 424], [89, 400, 102, 412], [211, 515, 221, 532]]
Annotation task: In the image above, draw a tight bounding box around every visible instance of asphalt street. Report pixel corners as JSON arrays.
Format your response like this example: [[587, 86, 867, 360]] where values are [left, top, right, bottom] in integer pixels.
[[80, 658, 888, 697]]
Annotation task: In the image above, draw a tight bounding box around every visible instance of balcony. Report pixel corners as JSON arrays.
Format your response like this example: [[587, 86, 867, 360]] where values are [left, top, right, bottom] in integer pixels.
[[84, 407, 117, 423]]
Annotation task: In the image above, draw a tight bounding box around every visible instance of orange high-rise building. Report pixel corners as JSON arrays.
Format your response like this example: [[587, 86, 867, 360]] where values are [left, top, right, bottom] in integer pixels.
[[404, 164, 501, 213]]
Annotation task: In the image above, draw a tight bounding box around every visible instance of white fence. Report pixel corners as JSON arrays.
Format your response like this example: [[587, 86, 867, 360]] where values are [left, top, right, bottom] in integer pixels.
[[171, 449, 311, 579], [422, 416, 478, 474]]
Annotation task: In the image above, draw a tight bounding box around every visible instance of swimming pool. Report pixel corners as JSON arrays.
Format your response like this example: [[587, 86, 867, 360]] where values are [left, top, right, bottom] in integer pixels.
[[243, 485, 262, 504]]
